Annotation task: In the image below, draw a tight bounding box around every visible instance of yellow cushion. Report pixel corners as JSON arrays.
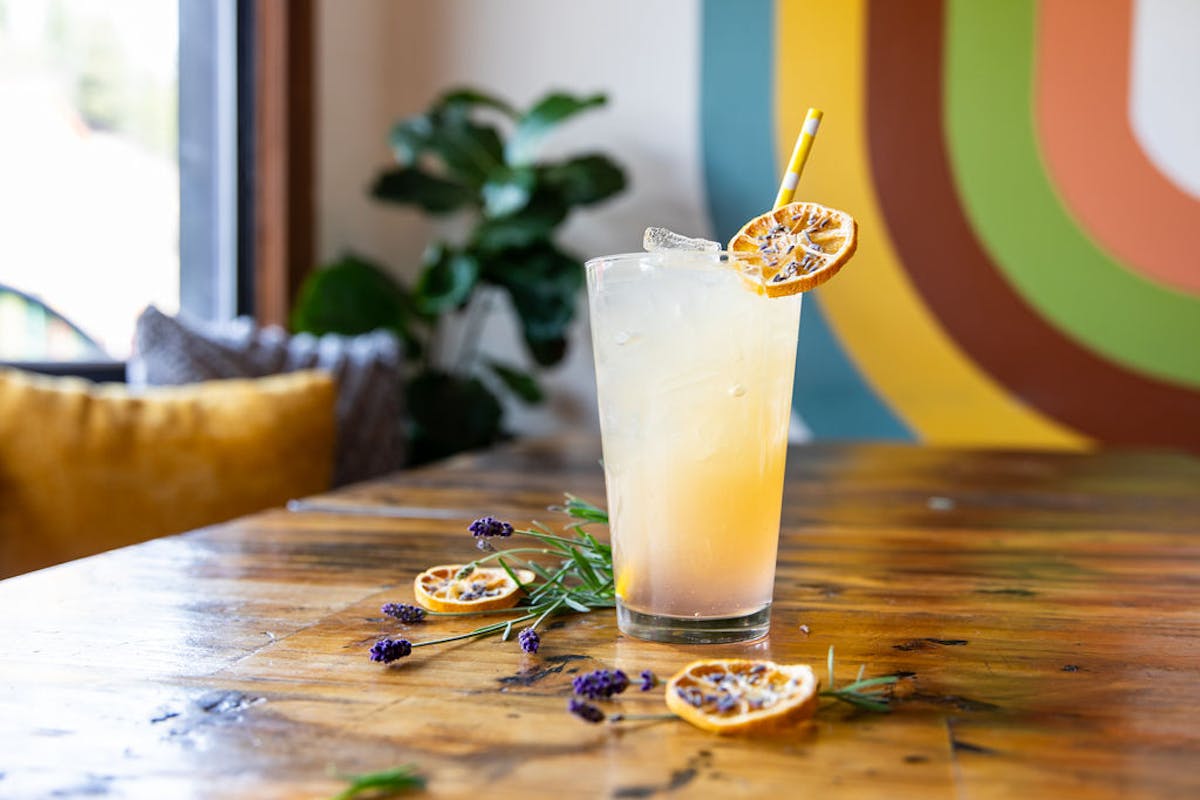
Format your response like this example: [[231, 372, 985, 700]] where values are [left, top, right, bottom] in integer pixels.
[[0, 368, 336, 578]]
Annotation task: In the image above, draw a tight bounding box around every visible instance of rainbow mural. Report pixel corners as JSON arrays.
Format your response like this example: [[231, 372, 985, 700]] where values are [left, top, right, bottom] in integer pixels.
[[701, 0, 1200, 450]]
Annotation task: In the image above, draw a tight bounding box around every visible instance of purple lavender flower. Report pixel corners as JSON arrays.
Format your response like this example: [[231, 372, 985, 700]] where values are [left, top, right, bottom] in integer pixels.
[[369, 638, 412, 663], [469, 516, 513, 539], [381, 603, 426, 624], [572, 669, 630, 700], [568, 698, 605, 724], [518, 628, 540, 654], [476, 538, 495, 552], [639, 669, 657, 692]]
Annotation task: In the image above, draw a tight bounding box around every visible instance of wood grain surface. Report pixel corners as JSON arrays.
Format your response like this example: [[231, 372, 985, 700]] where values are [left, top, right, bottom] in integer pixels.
[[2, 435, 1198, 799]]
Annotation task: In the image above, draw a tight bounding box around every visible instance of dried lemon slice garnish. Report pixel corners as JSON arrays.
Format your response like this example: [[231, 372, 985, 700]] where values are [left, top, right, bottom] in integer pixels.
[[664, 658, 819, 734], [413, 564, 535, 613], [728, 201, 858, 297]]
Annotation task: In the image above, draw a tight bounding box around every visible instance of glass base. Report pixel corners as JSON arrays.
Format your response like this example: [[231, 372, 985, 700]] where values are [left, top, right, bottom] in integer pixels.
[[616, 601, 771, 644]]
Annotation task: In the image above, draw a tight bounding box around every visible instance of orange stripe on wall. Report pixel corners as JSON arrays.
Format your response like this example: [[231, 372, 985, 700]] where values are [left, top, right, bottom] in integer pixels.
[[1036, 0, 1200, 295]]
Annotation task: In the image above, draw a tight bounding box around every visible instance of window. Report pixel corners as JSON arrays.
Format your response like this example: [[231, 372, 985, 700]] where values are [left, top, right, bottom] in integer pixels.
[[0, 0, 312, 375], [0, 0, 181, 364]]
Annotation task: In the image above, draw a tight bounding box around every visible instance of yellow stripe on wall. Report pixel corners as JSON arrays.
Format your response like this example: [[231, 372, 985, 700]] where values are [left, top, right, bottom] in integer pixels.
[[778, 0, 1085, 448]]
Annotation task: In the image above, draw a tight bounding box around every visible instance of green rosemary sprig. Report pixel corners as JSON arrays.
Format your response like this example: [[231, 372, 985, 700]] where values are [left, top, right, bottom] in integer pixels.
[[555, 493, 611, 524], [329, 765, 424, 799], [819, 646, 901, 712], [369, 497, 614, 662], [435, 505, 614, 622]]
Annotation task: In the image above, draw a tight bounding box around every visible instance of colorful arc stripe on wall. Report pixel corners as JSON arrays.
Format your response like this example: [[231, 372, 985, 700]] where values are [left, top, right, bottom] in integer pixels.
[[700, 0, 1200, 450]]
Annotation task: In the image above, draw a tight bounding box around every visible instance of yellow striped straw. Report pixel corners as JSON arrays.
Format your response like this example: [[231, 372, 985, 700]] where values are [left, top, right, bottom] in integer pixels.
[[773, 108, 824, 208]]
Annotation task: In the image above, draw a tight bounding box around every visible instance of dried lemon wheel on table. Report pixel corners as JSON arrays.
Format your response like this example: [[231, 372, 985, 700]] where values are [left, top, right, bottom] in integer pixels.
[[728, 201, 858, 296], [665, 659, 819, 735], [413, 564, 535, 613]]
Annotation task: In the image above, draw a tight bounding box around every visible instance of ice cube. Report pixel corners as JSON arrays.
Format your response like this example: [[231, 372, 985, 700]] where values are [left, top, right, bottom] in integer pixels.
[[642, 226, 720, 253]]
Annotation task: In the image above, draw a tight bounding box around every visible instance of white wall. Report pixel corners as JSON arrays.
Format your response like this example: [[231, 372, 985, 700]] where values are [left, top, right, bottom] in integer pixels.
[[1131, 0, 1200, 198], [315, 0, 708, 434]]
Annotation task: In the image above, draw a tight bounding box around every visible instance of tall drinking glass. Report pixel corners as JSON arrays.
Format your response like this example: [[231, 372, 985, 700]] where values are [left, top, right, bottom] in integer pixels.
[[585, 250, 802, 643]]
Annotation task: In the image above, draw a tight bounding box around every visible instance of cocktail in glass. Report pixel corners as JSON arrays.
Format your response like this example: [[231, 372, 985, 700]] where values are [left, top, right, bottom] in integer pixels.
[[585, 250, 801, 643]]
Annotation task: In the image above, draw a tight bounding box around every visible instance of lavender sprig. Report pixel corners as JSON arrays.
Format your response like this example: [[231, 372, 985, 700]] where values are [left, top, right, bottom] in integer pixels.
[[518, 628, 540, 654], [371, 497, 614, 661], [469, 516, 513, 539], [381, 603, 426, 624], [369, 638, 412, 663], [573, 669, 629, 700]]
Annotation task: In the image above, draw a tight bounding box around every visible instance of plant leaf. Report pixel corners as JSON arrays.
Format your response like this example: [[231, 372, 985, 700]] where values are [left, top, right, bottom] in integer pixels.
[[427, 117, 504, 187], [414, 246, 479, 314], [837, 675, 900, 693], [563, 597, 591, 613], [405, 369, 503, 465], [578, 532, 611, 560], [563, 494, 610, 524], [290, 254, 421, 358], [481, 242, 583, 366], [487, 360, 544, 404], [437, 87, 517, 119], [823, 692, 892, 713], [522, 336, 567, 366], [389, 114, 435, 165], [331, 765, 425, 799], [540, 154, 626, 206], [496, 556, 533, 590], [473, 190, 569, 251], [391, 90, 508, 186], [506, 92, 607, 165], [371, 166, 475, 214], [566, 546, 600, 588], [524, 560, 555, 582], [481, 166, 536, 218]]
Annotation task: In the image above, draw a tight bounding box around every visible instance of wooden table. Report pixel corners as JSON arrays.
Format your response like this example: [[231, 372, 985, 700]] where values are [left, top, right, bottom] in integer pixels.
[[2, 436, 1199, 798]]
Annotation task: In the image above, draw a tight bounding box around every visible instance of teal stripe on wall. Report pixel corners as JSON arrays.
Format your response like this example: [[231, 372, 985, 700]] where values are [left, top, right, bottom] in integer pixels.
[[699, 0, 912, 440], [699, 0, 777, 243]]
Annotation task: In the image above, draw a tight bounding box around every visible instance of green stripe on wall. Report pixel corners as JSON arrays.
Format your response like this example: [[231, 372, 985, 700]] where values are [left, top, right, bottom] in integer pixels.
[[944, 0, 1200, 387]]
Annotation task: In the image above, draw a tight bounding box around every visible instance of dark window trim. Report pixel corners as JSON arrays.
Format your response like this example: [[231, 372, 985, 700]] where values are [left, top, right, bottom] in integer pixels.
[[236, 0, 257, 317], [11, 362, 127, 383]]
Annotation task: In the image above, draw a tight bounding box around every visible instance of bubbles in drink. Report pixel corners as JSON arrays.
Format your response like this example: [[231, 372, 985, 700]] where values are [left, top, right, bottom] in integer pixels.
[[643, 226, 720, 253]]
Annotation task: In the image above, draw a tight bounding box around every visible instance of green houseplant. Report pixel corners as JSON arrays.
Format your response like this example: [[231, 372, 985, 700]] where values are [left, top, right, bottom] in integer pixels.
[[291, 88, 626, 465]]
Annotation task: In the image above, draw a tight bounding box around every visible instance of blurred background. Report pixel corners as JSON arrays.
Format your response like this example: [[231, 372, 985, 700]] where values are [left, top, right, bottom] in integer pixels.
[[2, 0, 1197, 454]]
